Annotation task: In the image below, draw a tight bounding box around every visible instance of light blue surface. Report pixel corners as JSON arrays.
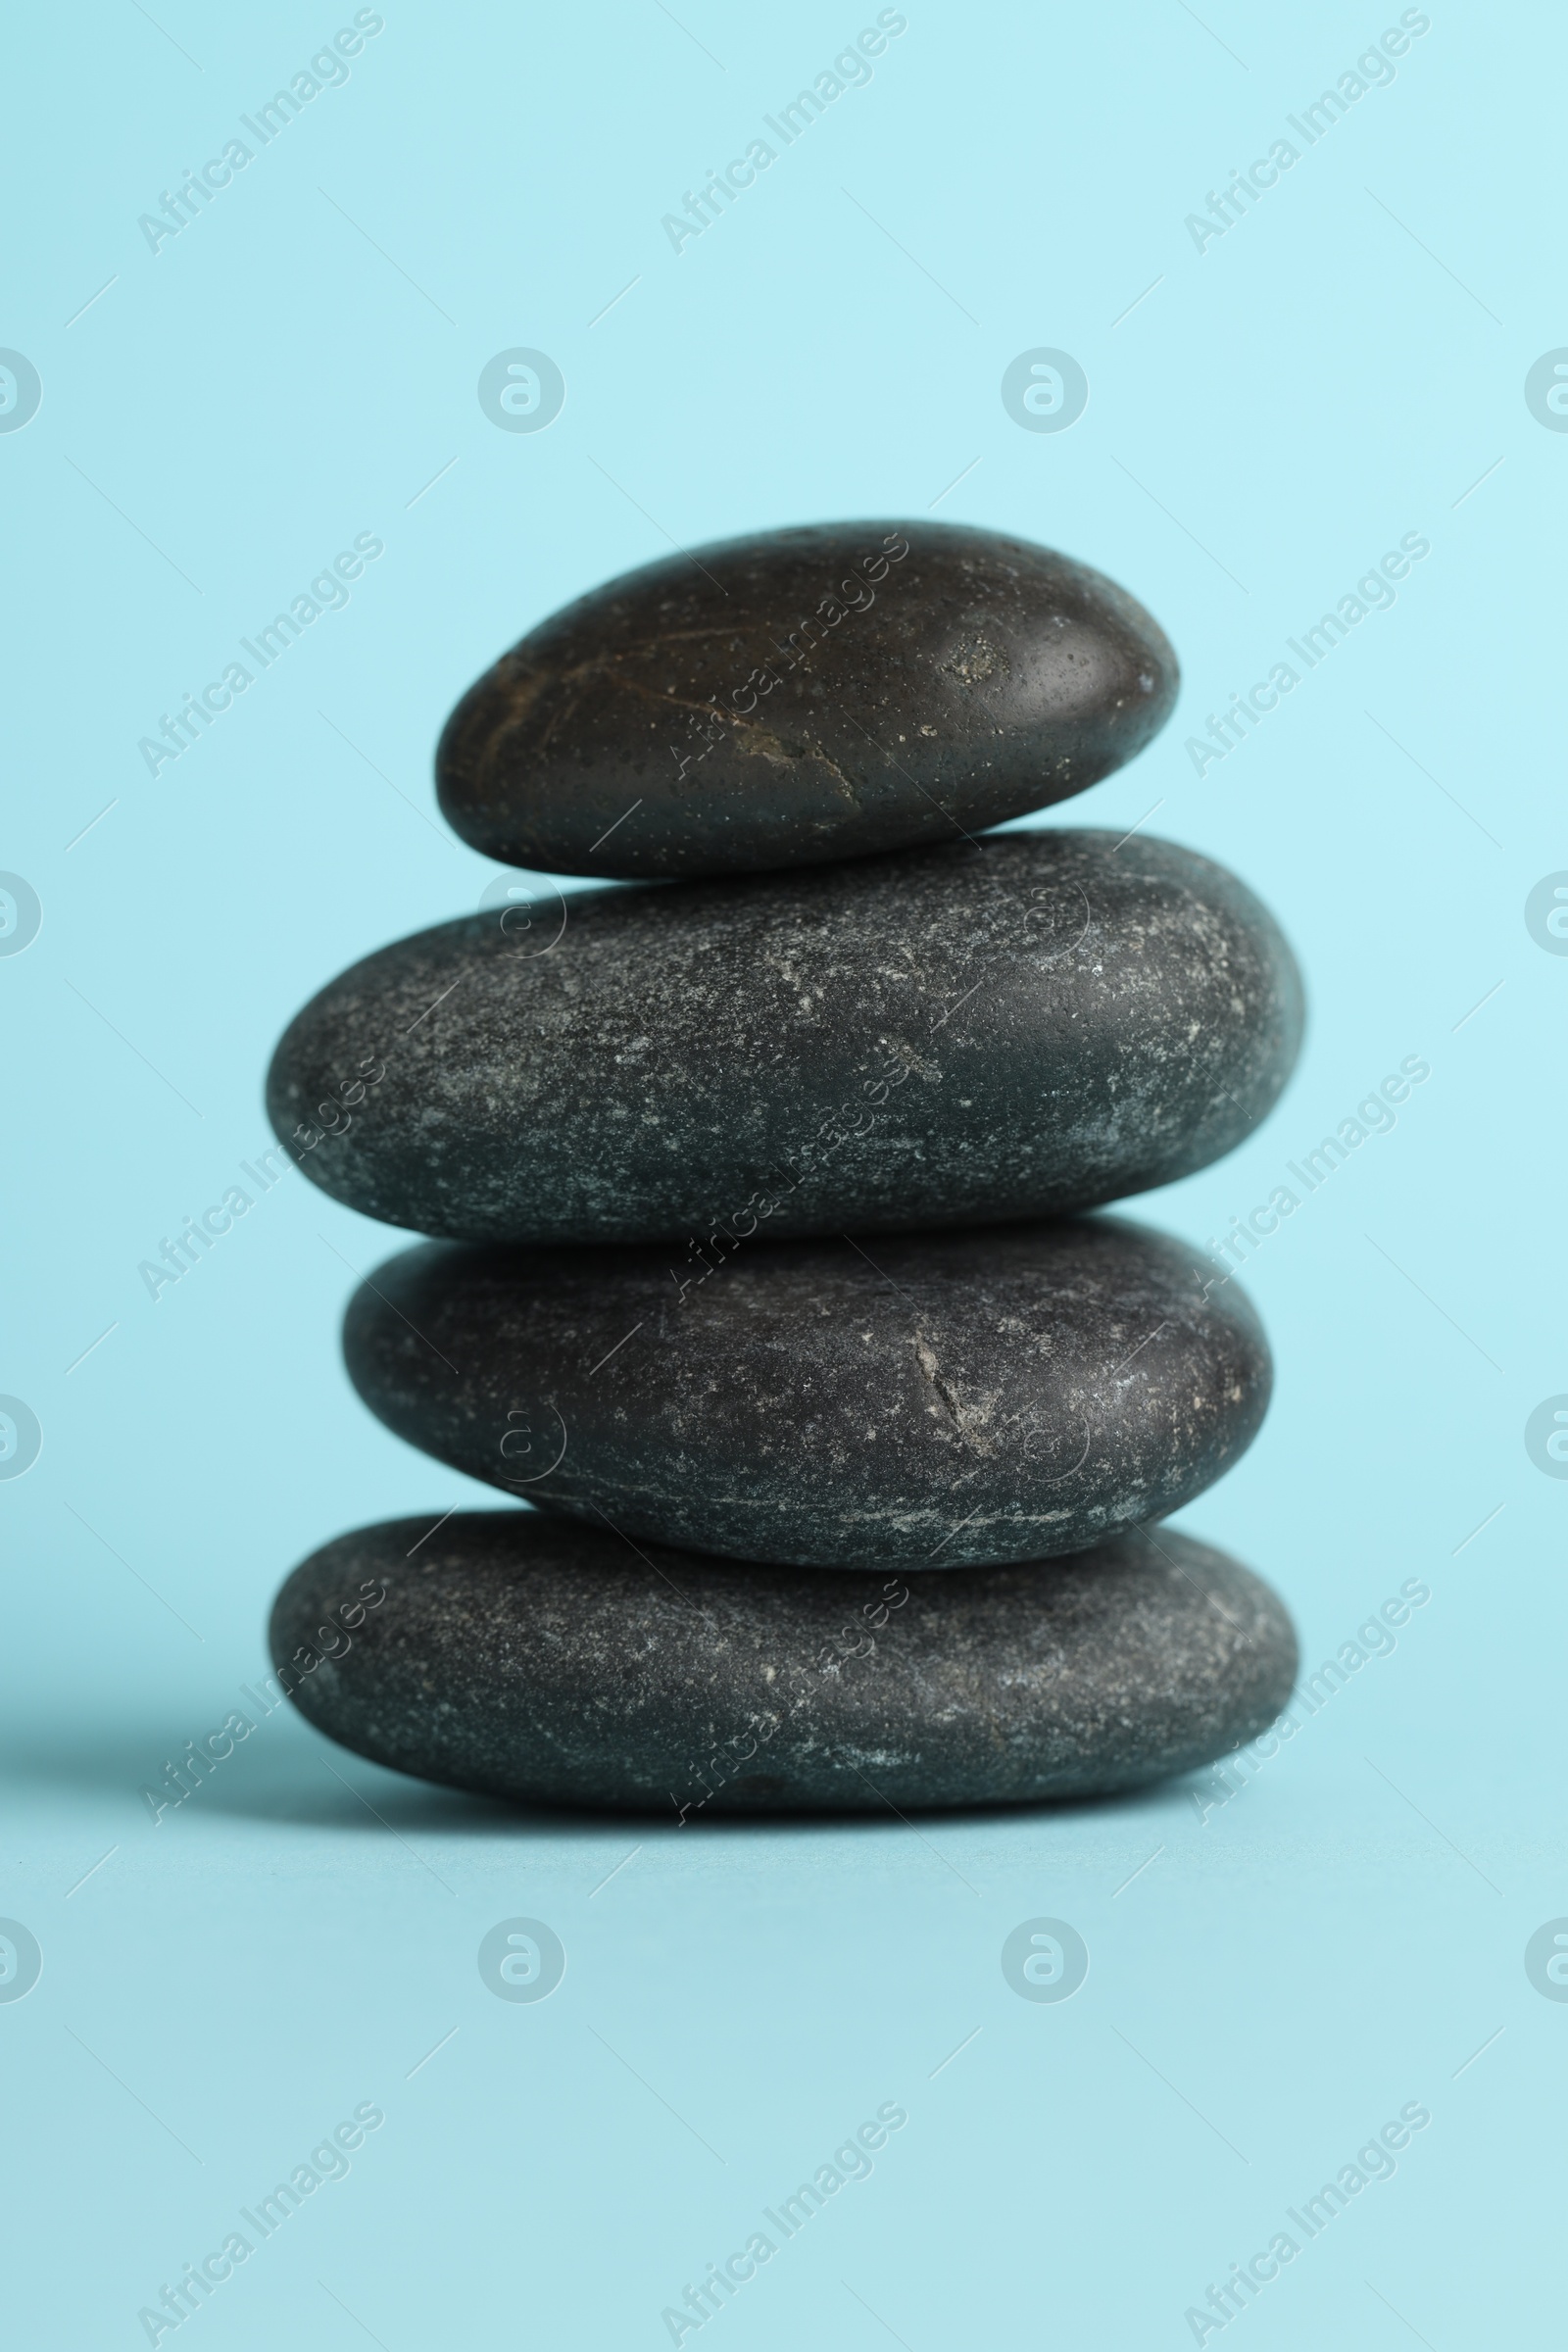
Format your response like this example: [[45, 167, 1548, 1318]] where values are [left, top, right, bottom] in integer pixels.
[[3, 3, 1561, 2342]]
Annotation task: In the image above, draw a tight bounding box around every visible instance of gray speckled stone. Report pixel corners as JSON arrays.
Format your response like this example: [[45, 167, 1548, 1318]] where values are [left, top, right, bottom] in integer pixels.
[[267, 830, 1302, 1247], [269, 1513, 1297, 1813], [434, 520, 1178, 879], [342, 1217, 1269, 1571]]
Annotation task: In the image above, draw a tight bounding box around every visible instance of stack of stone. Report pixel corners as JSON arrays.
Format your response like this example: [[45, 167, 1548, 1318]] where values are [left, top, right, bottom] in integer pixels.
[[267, 521, 1302, 1816]]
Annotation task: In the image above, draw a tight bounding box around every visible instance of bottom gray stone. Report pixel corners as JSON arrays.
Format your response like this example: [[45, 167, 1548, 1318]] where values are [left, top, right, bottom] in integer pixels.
[[270, 1513, 1296, 1814]]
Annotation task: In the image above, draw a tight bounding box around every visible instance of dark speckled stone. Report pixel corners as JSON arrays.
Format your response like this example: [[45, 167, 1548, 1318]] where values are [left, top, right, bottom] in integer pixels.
[[342, 1216, 1269, 1571], [269, 1513, 1297, 1813], [433, 520, 1179, 879], [267, 830, 1302, 1248]]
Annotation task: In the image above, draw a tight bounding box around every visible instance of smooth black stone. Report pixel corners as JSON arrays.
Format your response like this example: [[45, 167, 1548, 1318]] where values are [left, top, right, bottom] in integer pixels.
[[270, 1514, 1297, 1813], [434, 520, 1178, 878], [267, 830, 1302, 1247], [342, 1217, 1270, 1571]]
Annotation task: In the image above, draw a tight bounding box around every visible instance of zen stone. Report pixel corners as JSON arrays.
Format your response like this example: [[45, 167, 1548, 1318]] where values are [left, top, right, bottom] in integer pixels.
[[434, 520, 1178, 878], [267, 829, 1302, 1247], [342, 1216, 1270, 1571], [270, 1513, 1297, 1813]]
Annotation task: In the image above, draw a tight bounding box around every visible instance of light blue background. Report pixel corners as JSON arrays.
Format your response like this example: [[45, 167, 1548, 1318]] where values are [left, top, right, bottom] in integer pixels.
[[3, 3, 1561, 2343]]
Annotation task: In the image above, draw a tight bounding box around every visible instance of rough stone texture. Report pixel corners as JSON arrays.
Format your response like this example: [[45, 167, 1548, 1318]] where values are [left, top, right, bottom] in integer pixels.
[[267, 829, 1302, 1247], [270, 1513, 1297, 1813], [342, 1217, 1270, 1571], [434, 520, 1178, 878]]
